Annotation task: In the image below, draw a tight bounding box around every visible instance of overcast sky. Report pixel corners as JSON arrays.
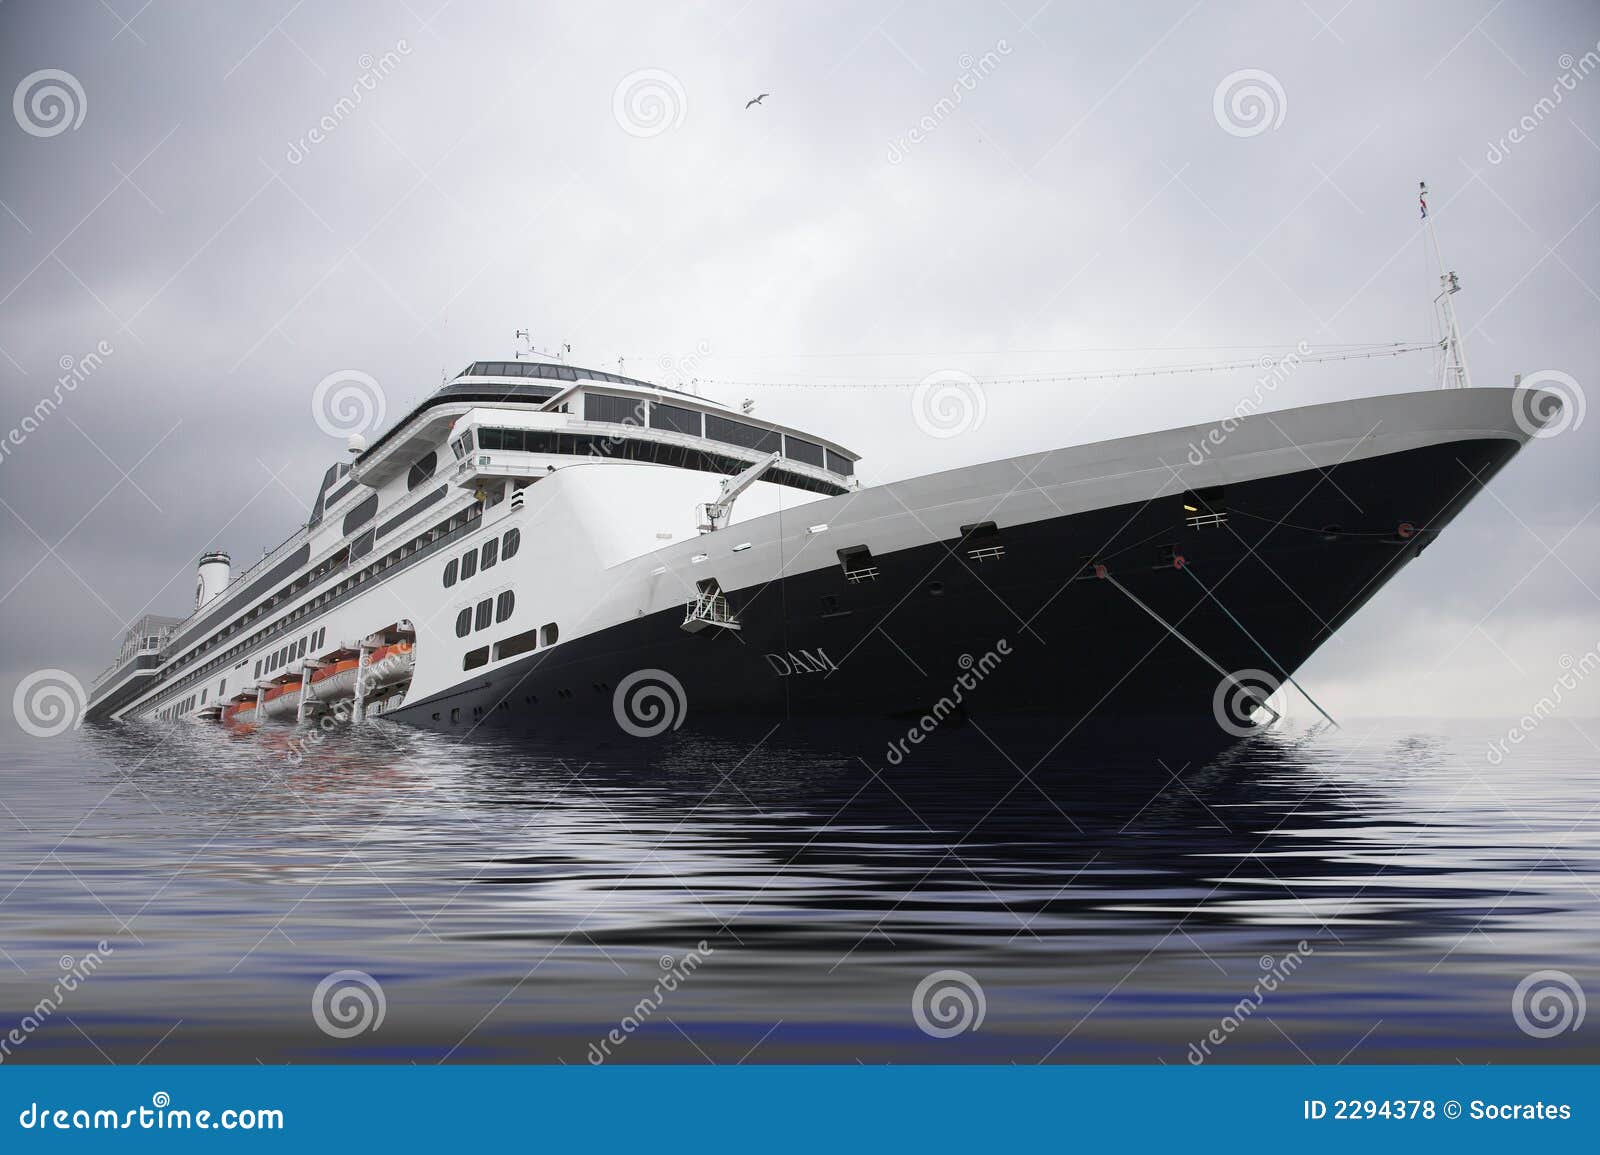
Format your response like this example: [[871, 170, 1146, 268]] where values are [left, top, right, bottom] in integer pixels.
[[1, 0, 1597, 734]]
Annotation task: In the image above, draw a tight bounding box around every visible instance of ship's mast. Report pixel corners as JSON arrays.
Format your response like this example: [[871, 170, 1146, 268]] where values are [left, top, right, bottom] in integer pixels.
[[1421, 180, 1472, 389]]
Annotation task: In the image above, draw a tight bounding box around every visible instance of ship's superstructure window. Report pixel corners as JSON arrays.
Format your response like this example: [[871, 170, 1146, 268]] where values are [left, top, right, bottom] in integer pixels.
[[784, 435, 825, 468], [586, 393, 650, 426], [825, 449, 854, 477], [443, 558, 459, 587], [541, 623, 559, 647], [474, 598, 492, 631], [501, 528, 521, 560], [455, 608, 471, 638], [650, 402, 703, 436], [496, 590, 514, 623], [494, 626, 540, 662], [460, 549, 478, 581], [343, 493, 379, 536], [407, 451, 437, 491], [481, 538, 499, 571], [463, 646, 489, 671], [706, 414, 780, 453]]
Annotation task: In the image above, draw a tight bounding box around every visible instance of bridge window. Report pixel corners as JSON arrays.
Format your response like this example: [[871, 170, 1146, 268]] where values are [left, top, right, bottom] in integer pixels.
[[587, 393, 650, 425], [651, 402, 703, 436], [825, 449, 854, 477], [784, 435, 825, 467], [706, 414, 780, 453]]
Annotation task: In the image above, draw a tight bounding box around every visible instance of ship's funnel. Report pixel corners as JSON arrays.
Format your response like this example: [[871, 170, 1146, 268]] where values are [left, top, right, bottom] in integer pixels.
[[196, 550, 230, 609]]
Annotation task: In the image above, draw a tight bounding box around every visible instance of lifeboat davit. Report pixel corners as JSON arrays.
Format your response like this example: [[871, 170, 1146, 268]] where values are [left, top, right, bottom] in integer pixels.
[[222, 641, 413, 723]]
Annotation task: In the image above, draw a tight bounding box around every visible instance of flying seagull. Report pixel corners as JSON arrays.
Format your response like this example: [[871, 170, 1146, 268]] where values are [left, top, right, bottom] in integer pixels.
[[745, 93, 768, 109]]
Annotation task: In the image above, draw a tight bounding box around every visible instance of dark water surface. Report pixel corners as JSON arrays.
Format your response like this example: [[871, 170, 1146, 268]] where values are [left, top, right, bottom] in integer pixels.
[[1, 716, 1596, 1064]]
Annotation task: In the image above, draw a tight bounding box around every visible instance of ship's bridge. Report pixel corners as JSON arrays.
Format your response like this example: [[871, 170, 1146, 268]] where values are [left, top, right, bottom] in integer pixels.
[[353, 363, 858, 497]]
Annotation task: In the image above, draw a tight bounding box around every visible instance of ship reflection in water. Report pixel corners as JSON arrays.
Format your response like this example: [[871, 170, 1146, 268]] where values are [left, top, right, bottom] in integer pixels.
[[1, 715, 1596, 1064]]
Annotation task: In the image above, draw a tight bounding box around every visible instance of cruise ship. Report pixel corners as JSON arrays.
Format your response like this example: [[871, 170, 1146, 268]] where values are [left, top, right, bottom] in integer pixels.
[[84, 359, 1558, 740]]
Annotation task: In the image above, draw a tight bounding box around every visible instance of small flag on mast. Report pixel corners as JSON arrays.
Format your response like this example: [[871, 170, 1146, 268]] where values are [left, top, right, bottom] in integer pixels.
[[1419, 180, 1428, 219]]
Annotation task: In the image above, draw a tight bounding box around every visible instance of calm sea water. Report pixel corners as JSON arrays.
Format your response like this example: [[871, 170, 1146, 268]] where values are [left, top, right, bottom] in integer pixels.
[[1, 715, 1596, 1064]]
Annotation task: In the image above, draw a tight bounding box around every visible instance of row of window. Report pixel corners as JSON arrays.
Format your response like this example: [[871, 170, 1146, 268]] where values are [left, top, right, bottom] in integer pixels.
[[463, 621, 560, 671], [459, 360, 656, 389], [159, 694, 198, 720], [443, 528, 521, 588], [455, 591, 516, 637], [148, 495, 490, 711], [580, 394, 854, 475], [254, 626, 328, 680], [467, 428, 850, 496]]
